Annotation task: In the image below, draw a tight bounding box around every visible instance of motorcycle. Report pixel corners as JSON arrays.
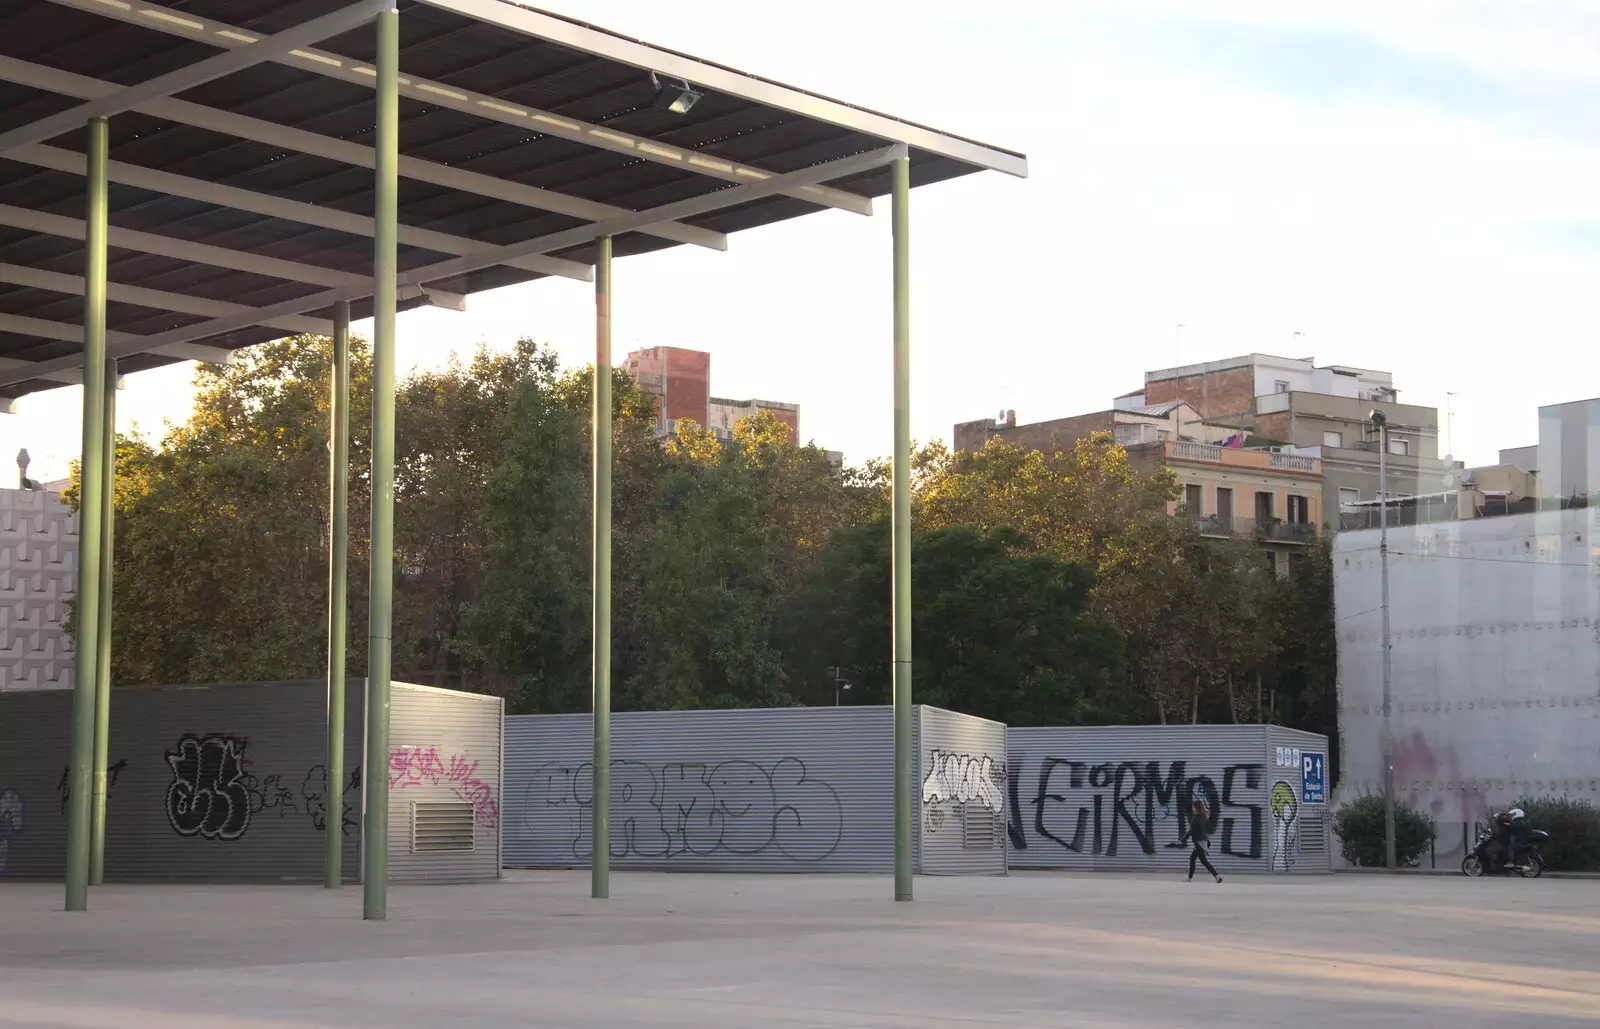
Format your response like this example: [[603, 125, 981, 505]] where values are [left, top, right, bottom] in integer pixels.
[[1461, 828, 1549, 878]]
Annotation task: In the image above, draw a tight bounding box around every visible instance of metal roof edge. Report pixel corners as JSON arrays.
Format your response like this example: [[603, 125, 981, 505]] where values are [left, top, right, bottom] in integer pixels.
[[415, 0, 1029, 178]]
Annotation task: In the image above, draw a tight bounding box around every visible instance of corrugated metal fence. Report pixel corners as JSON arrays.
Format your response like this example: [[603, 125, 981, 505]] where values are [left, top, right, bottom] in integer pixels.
[[1007, 725, 1331, 874], [503, 705, 1008, 875], [0, 679, 501, 883]]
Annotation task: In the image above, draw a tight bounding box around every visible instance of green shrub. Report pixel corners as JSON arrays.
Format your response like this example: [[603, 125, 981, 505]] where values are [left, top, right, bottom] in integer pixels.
[[1500, 796, 1600, 873], [1333, 793, 1435, 868]]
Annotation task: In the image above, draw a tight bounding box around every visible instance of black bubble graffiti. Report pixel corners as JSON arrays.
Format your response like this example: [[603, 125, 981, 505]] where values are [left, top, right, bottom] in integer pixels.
[[164, 734, 251, 841], [524, 757, 845, 862], [1009, 757, 1263, 859], [301, 765, 362, 837]]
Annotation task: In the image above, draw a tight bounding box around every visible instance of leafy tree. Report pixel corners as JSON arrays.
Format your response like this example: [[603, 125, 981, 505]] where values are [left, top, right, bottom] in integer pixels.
[[783, 523, 1127, 725], [625, 413, 862, 711], [81, 335, 373, 686], [454, 352, 662, 712]]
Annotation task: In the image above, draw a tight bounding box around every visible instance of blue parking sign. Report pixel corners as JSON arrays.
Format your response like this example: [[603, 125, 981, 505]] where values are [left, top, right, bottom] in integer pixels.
[[1301, 752, 1326, 804]]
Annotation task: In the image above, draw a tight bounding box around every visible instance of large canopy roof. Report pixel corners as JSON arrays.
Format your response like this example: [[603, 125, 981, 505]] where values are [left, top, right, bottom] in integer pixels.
[[0, 0, 1026, 403]]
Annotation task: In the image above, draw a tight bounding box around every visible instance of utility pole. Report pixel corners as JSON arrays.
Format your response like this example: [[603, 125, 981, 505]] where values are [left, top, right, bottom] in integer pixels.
[[1371, 409, 1396, 868]]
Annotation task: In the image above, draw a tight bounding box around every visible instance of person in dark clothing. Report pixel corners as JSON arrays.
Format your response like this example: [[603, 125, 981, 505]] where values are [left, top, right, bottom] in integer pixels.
[[1178, 798, 1222, 883], [1492, 810, 1514, 869], [1506, 807, 1529, 869]]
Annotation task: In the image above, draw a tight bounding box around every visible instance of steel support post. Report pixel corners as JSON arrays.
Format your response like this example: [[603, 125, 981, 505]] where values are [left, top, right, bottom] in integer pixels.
[[65, 115, 109, 912], [891, 157, 914, 901], [1379, 425, 1396, 868], [591, 235, 613, 900], [325, 300, 350, 888], [89, 357, 115, 885], [362, 1, 398, 921]]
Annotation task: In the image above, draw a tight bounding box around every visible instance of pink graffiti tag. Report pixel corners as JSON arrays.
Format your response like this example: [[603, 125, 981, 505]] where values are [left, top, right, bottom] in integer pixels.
[[388, 746, 499, 828]]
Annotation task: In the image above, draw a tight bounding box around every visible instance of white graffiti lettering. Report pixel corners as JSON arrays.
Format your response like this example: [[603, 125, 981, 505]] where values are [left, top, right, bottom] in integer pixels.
[[922, 750, 1004, 814]]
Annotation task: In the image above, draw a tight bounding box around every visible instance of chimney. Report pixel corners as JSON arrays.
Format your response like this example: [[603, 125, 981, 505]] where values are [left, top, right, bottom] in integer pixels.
[[1004, 409, 1017, 428]]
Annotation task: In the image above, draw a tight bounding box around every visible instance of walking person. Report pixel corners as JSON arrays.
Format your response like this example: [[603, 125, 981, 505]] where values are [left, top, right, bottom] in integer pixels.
[[1179, 797, 1222, 883]]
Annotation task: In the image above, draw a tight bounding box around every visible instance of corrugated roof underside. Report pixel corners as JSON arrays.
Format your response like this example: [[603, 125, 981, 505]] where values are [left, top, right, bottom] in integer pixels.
[[0, 0, 984, 398]]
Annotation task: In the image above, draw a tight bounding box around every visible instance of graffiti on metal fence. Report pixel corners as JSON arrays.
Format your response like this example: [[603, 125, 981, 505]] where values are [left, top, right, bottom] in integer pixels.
[[389, 746, 499, 829], [1009, 757, 1263, 859], [165, 734, 251, 841], [56, 757, 128, 815], [1271, 780, 1298, 870], [0, 788, 22, 875], [523, 756, 843, 862], [301, 765, 362, 836], [922, 750, 1004, 834], [243, 771, 298, 818]]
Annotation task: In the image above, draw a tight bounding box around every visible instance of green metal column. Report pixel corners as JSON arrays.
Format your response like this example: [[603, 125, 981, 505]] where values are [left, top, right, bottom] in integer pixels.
[[891, 157, 913, 902], [362, 1, 399, 922], [591, 235, 613, 900], [89, 359, 116, 886], [65, 115, 110, 912], [324, 301, 351, 889]]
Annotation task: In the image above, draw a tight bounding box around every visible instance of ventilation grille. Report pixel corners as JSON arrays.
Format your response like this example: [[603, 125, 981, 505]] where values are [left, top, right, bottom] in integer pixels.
[[1300, 811, 1327, 854], [411, 801, 475, 853], [962, 804, 1000, 849]]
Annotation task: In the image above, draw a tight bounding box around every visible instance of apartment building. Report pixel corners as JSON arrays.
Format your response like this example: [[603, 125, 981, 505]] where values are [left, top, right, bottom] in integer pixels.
[[625, 346, 800, 442]]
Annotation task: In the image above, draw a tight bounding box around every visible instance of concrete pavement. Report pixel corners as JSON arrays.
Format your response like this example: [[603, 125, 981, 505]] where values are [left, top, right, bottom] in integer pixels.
[[2, 870, 1597, 1027]]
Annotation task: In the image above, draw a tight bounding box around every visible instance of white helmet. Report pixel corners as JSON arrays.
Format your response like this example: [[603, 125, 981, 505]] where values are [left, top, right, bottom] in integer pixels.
[[1509, 808, 1526, 820]]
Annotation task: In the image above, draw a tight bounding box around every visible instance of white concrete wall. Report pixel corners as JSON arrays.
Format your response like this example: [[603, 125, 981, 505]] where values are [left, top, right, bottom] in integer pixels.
[[0, 488, 76, 692], [1333, 508, 1600, 866]]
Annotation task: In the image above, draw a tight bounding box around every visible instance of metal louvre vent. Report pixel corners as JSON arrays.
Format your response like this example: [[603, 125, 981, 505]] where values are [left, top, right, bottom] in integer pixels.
[[411, 801, 475, 854], [1300, 810, 1327, 853], [962, 804, 999, 849]]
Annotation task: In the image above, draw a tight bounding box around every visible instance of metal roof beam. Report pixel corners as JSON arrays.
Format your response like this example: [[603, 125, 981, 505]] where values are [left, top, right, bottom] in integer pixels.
[[0, 263, 332, 335], [44, 0, 875, 216], [0, 204, 370, 291], [0, 314, 236, 366], [417, 0, 1029, 179], [3, 0, 388, 155], [0, 56, 728, 253], [8, 143, 595, 282], [0, 144, 904, 389]]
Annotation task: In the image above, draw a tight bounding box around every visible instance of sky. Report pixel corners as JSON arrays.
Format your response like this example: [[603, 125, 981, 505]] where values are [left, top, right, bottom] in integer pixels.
[[5, 0, 1600, 480]]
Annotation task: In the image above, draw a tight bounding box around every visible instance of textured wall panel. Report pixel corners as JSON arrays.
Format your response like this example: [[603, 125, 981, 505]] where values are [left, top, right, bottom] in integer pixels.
[[1334, 508, 1600, 867], [0, 488, 76, 693]]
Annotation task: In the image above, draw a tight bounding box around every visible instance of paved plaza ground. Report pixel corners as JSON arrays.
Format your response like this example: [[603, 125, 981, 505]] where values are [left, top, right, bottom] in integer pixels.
[[2, 869, 1597, 1028]]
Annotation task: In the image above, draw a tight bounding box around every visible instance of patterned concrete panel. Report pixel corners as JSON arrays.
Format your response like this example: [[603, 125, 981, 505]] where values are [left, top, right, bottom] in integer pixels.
[[0, 488, 77, 692]]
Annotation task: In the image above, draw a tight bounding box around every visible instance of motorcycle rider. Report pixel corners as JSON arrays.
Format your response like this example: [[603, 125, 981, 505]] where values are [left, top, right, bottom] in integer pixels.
[[1506, 808, 1529, 870], [1492, 810, 1514, 869]]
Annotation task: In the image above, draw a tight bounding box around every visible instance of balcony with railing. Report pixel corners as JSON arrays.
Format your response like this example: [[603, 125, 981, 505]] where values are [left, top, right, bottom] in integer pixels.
[[1192, 515, 1318, 543], [1163, 441, 1321, 476]]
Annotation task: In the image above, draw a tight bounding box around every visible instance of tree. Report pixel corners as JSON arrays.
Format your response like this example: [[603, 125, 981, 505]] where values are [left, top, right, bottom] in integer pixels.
[[624, 412, 864, 711], [454, 352, 663, 713], [84, 335, 374, 686], [783, 523, 1127, 725]]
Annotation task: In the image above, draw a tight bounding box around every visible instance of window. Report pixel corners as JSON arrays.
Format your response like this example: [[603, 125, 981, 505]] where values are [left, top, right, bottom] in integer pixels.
[[1388, 436, 1409, 456], [1255, 491, 1274, 525], [1338, 487, 1360, 510], [1323, 431, 1343, 448], [1216, 487, 1234, 523], [1184, 483, 1203, 516], [1275, 380, 1291, 394], [1287, 494, 1309, 523]]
